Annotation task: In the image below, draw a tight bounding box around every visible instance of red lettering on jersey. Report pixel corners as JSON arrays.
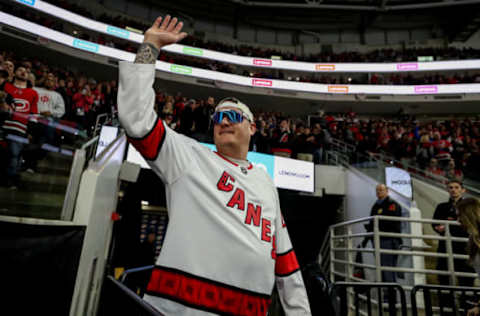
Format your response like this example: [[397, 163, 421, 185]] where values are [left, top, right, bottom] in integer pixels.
[[245, 203, 261, 226], [261, 219, 271, 242], [217, 171, 235, 192], [271, 235, 276, 260], [40, 95, 50, 103], [227, 188, 245, 211]]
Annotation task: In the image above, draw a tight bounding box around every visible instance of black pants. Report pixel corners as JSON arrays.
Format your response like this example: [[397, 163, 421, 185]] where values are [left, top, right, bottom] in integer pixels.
[[437, 241, 475, 287]]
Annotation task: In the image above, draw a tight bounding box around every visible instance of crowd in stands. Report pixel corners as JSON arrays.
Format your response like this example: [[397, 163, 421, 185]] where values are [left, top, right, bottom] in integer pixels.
[[0, 50, 117, 188], [41, 0, 480, 62], [6, 1, 480, 65], [4, 0, 480, 87], [1, 47, 479, 190], [330, 113, 480, 183]]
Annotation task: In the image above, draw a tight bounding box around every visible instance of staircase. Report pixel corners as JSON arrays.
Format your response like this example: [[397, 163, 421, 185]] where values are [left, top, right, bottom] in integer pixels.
[[0, 150, 73, 220]]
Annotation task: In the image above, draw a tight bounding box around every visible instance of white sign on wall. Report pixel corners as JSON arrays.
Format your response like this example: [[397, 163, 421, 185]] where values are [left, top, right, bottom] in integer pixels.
[[95, 125, 118, 158], [385, 167, 413, 199], [274, 156, 314, 193], [126, 143, 315, 193]]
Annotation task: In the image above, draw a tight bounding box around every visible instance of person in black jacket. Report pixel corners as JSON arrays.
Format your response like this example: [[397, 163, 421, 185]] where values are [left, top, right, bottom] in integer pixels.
[[432, 180, 474, 287], [366, 184, 402, 283]]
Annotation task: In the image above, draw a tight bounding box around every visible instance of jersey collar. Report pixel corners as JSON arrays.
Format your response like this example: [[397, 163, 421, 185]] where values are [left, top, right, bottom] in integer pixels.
[[214, 151, 253, 170]]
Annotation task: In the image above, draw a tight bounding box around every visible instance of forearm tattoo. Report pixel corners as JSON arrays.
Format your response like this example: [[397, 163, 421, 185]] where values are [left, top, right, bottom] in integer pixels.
[[134, 43, 160, 64]]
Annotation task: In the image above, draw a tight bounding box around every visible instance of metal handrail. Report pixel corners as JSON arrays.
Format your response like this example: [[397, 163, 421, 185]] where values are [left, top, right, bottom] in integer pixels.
[[331, 282, 408, 316], [329, 215, 474, 288], [105, 276, 164, 316], [119, 265, 154, 284], [330, 214, 464, 228], [411, 284, 480, 316]]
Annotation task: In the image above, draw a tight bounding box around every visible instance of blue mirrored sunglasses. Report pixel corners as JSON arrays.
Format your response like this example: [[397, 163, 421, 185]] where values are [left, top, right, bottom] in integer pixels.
[[212, 110, 247, 124]]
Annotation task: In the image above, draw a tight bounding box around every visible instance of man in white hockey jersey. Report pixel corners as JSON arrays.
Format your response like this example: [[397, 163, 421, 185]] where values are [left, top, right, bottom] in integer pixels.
[[118, 15, 311, 316]]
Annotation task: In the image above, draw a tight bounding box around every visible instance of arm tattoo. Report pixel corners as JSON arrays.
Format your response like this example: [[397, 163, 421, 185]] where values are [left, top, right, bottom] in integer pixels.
[[134, 43, 160, 64]]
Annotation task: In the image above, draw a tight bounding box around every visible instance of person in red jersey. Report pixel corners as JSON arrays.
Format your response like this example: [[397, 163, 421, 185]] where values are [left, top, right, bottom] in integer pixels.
[[2, 66, 38, 189]]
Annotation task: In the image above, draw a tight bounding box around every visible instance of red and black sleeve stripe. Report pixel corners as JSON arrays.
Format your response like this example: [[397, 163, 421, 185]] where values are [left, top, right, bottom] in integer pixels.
[[127, 116, 165, 161], [275, 249, 300, 277]]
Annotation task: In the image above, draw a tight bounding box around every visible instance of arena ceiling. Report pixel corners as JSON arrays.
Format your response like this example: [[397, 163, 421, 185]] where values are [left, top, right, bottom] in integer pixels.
[[142, 0, 480, 41], [226, 0, 480, 11]]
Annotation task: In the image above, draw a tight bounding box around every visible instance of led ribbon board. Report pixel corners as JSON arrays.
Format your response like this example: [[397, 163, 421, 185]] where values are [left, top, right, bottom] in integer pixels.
[[13, 0, 480, 73], [126, 143, 314, 193], [2, 11, 480, 95]]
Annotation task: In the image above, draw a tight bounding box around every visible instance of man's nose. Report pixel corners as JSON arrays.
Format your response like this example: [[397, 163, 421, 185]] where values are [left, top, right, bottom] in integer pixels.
[[220, 116, 231, 126]]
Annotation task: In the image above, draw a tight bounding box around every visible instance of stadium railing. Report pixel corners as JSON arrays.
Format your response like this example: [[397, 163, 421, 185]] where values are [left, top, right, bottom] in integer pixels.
[[411, 284, 480, 316], [97, 275, 165, 316], [322, 215, 478, 315], [331, 281, 408, 316]]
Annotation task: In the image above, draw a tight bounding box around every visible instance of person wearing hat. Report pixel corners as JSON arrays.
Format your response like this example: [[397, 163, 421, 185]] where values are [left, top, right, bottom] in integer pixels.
[[118, 15, 311, 316]]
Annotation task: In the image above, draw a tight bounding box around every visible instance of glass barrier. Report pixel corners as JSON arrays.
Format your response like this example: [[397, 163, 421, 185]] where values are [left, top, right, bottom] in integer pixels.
[[0, 109, 107, 220], [13, 0, 480, 73], [3, 11, 480, 96]]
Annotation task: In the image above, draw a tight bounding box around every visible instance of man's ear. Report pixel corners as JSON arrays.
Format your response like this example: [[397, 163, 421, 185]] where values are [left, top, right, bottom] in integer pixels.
[[249, 122, 256, 136]]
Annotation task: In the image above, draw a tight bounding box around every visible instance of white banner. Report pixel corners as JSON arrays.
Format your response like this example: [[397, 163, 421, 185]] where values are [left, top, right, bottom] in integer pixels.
[[385, 167, 413, 199], [95, 125, 119, 158], [126, 143, 314, 193]]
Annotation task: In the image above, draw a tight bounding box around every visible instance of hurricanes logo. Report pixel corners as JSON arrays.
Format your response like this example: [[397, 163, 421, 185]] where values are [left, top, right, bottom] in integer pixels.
[[13, 98, 30, 112]]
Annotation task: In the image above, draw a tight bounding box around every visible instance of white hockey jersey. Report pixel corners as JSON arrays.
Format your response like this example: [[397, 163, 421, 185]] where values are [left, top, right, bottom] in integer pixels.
[[33, 87, 65, 118], [118, 61, 311, 316]]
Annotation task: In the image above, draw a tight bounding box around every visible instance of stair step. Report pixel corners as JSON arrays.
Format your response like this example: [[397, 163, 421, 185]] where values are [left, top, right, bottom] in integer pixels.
[[19, 171, 70, 186], [0, 188, 65, 220], [0, 203, 62, 220], [35, 164, 72, 177]]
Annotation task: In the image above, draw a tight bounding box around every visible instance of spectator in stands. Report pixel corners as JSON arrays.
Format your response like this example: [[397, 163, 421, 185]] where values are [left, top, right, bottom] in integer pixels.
[[454, 198, 480, 316], [161, 100, 173, 118], [192, 97, 213, 142], [2, 66, 39, 189], [432, 133, 453, 162], [21, 73, 67, 173], [432, 180, 474, 287], [4, 60, 14, 82], [251, 118, 270, 153], [365, 184, 402, 284], [312, 123, 330, 164], [294, 125, 315, 162], [445, 159, 464, 182], [416, 133, 432, 169], [426, 158, 445, 178], [72, 82, 93, 131], [271, 118, 292, 157], [35, 74, 66, 120], [178, 98, 196, 136]]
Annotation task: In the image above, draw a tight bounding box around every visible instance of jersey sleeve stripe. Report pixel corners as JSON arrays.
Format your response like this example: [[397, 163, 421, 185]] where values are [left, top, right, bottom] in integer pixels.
[[146, 266, 271, 316], [275, 249, 300, 277], [127, 116, 165, 161]]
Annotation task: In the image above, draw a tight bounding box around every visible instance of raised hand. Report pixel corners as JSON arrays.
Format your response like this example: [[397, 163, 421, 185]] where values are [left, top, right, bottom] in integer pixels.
[[144, 15, 188, 50]]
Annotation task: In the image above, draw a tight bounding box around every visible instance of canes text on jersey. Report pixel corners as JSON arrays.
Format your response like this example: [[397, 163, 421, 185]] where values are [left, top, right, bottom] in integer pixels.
[[217, 171, 273, 243]]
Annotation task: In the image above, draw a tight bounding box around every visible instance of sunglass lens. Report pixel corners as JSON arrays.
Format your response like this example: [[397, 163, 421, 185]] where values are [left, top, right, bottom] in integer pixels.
[[213, 110, 243, 124]]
